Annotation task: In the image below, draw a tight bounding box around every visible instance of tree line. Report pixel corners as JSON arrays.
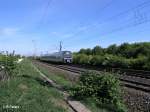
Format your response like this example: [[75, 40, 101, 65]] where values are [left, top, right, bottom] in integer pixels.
[[73, 42, 150, 70]]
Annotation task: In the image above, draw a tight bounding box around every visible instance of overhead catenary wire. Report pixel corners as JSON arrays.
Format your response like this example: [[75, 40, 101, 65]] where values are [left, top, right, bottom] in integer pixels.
[[63, 0, 150, 49], [43, 0, 116, 51], [38, 0, 52, 28], [97, 0, 150, 24], [97, 0, 115, 13], [63, 0, 150, 42], [32, 0, 52, 55], [34, 0, 150, 51], [81, 15, 150, 46], [52, 0, 115, 43]]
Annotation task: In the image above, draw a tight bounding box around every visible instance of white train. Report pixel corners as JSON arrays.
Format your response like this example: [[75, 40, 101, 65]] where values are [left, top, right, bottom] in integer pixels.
[[40, 51, 73, 63]]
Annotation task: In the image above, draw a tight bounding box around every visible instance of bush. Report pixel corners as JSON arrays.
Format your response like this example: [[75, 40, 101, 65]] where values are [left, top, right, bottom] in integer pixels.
[[73, 54, 91, 65], [70, 71, 126, 112], [5, 56, 18, 76], [143, 55, 150, 70], [129, 56, 147, 70], [0, 55, 18, 77], [90, 55, 105, 66], [73, 54, 80, 64], [102, 55, 130, 68]]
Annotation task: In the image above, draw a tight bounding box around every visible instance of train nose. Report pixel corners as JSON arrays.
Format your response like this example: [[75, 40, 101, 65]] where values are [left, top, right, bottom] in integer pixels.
[[64, 58, 72, 63], [66, 59, 71, 63]]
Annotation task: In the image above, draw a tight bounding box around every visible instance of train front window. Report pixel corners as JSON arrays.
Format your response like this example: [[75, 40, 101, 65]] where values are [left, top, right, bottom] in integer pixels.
[[64, 51, 71, 55]]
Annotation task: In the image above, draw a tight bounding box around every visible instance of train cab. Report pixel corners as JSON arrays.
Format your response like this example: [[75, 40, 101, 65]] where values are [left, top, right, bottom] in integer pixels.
[[62, 51, 73, 63]]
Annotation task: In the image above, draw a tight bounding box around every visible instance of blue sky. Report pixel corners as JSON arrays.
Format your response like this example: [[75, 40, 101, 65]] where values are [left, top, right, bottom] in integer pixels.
[[0, 0, 150, 55]]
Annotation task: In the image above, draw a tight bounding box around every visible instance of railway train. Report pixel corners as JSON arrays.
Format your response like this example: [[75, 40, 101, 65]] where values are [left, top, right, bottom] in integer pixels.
[[40, 51, 73, 63]]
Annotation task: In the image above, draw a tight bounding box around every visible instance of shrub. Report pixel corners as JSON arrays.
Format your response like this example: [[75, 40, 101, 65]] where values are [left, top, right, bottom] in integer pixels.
[[102, 55, 129, 68], [70, 71, 126, 112], [0, 55, 18, 77], [73, 54, 91, 65], [73, 54, 80, 64], [5, 56, 18, 76], [129, 56, 147, 69], [90, 55, 105, 66], [143, 55, 150, 70]]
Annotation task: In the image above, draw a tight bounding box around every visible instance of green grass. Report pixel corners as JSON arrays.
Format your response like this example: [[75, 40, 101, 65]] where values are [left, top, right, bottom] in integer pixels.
[[0, 60, 69, 112], [81, 98, 112, 112], [35, 64, 74, 90]]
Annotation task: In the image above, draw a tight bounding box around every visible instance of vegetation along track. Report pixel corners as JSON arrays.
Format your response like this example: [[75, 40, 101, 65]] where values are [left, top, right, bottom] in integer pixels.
[[38, 61, 150, 93]]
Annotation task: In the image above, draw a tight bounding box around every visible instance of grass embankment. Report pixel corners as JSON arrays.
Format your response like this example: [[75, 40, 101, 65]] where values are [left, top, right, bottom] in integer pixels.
[[0, 60, 70, 112], [34, 63, 74, 90], [35, 62, 126, 112]]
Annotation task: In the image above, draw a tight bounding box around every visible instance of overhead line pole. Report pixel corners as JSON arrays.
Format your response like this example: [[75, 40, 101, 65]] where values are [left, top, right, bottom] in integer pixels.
[[32, 40, 37, 59], [59, 41, 62, 52]]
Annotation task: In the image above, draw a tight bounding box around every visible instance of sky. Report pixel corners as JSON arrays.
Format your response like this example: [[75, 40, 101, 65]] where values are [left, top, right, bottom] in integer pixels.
[[0, 0, 150, 55]]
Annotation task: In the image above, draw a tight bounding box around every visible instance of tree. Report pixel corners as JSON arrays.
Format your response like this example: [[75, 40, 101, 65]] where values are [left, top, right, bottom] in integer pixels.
[[106, 44, 117, 55], [79, 48, 92, 55], [92, 46, 104, 55], [86, 48, 92, 55], [79, 49, 87, 54]]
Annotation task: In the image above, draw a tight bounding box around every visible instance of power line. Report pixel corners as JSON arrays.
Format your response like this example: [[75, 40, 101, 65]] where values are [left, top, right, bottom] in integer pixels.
[[96, 9, 149, 36], [56, 0, 115, 41], [85, 15, 150, 45], [38, 0, 52, 28], [65, 2, 150, 48], [100, 0, 150, 24], [67, 17, 150, 49], [97, 0, 115, 13], [102, 18, 150, 36], [64, 0, 150, 43]]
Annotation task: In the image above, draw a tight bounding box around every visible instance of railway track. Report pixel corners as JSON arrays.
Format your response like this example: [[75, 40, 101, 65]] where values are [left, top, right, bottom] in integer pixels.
[[69, 64, 150, 79], [38, 61, 150, 93]]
